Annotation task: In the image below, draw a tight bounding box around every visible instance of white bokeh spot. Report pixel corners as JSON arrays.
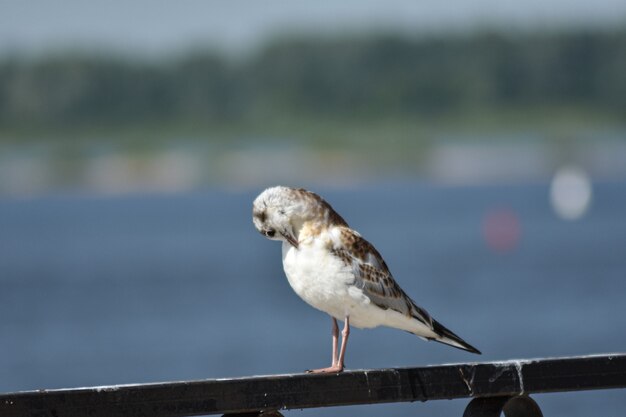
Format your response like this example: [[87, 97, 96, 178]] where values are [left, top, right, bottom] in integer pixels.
[[550, 165, 593, 220]]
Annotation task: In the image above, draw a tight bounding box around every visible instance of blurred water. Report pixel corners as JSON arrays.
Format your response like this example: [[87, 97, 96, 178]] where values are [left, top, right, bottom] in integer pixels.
[[1, 182, 625, 416]]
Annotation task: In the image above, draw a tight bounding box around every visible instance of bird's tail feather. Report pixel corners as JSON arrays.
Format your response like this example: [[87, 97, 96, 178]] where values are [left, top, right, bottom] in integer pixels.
[[428, 319, 481, 354]]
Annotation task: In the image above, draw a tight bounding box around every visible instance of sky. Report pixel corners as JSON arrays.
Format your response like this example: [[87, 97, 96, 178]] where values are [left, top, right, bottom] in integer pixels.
[[1, 0, 626, 57]]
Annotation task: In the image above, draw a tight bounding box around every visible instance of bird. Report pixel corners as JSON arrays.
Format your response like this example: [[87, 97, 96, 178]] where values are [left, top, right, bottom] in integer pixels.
[[252, 185, 480, 373]]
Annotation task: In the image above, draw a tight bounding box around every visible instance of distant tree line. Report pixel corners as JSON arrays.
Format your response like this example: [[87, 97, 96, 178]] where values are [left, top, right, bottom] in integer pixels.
[[0, 29, 624, 129]]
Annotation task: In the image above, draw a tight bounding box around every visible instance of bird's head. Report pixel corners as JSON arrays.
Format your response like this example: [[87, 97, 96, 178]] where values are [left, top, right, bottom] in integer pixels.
[[252, 186, 348, 249], [252, 186, 305, 248]]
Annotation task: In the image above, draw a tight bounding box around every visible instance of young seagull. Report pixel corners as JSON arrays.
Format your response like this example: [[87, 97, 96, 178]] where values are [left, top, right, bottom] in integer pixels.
[[252, 186, 480, 373]]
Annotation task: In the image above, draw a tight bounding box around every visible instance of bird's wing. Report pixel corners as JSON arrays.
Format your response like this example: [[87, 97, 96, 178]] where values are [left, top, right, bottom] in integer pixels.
[[331, 227, 433, 328]]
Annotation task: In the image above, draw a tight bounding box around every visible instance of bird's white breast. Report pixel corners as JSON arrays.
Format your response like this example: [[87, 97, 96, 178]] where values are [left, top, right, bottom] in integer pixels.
[[280, 227, 436, 333], [281, 231, 369, 322]]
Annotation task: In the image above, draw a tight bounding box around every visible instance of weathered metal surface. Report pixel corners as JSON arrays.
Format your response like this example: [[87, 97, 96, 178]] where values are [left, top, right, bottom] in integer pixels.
[[0, 354, 624, 417]]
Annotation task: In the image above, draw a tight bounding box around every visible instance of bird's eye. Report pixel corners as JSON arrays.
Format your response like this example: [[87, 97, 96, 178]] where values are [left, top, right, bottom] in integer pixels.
[[265, 229, 276, 238]]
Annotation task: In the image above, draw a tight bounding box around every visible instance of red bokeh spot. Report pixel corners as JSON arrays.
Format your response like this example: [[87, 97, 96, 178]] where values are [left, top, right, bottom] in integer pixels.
[[482, 207, 521, 252]]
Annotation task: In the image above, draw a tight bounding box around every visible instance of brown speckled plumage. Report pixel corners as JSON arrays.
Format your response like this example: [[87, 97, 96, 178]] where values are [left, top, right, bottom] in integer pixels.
[[331, 227, 433, 327], [296, 188, 349, 228]]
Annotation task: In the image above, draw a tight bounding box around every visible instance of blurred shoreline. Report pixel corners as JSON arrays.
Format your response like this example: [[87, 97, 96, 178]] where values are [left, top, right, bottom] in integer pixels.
[[1, 133, 625, 197]]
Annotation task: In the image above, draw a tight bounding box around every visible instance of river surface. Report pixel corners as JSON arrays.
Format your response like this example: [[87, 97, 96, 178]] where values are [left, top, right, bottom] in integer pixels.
[[1, 182, 625, 416]]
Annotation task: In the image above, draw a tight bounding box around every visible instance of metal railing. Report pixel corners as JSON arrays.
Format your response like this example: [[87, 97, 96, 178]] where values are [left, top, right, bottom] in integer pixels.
[[1, 354, 624, 417]]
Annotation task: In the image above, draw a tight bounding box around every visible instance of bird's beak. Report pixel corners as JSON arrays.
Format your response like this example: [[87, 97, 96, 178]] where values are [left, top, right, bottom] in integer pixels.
[[281, 230, 299, 249]]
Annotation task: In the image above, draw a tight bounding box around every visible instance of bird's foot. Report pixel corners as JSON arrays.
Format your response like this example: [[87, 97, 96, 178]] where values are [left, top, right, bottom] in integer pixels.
[[306, 365, 344, 374]]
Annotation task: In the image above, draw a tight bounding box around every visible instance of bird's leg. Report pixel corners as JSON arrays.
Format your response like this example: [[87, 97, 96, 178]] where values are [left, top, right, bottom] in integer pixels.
[[331, 317, 339, 367], [335, 316, 350, 371], [307, 316, 349, 374]]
